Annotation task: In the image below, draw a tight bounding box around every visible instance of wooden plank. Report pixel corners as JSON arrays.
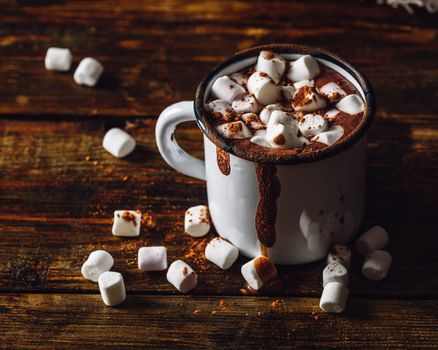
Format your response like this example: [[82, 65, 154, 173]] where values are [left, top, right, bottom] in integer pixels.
[[0, 117, 437, 295], [0, 294, 437, 349], [0, 1, 437, 117]]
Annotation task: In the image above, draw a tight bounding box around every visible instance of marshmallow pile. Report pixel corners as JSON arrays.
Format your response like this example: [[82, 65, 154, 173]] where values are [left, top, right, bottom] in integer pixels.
[[44, 47, 104, 87], [207, 50, 366, 148]]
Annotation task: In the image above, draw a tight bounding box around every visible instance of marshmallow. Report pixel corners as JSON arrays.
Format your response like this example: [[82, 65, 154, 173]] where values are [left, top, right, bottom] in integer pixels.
[[355, 226, 389, 256], [292, 86, 327, 112], [112, 210, 141, 237], [102, 127, 136, 158], [298, 114, 328, 138], [319, 282, 349, 313], [98, 271, 126, 306], [247, 71, 280, 105], [241, 112, 265, 131], [44, 47, 72, 71], [267, 110, 298, 130], [293, 79, 314, 89], [216, 121, 252, 139], [312, 125, 344, 146], [73, 57, 104, 87], [281, 85, 296, 102], [241, 256, 277, 291], [318, 82, 347, 102], [138, 246, 168, 271], [327, 244, 352, 269], [211, 75, 246, 104], [266, 122, 304, 149], [205, 237, 239, 270], [206, 100, 235, 121], [250, 129, 271, 148], [362, 250, 392, 281], [336, 94, 365, 115], [229, 72, 248, 87], [324, 108, 340, 120], [232, 94, 261, 113], [259, 104, 283, 124], [288, 55, 320, 82], [81, 250, 114, 282], [166, 260, 197, 293], [323, 262, 349, 287], [184, 205, 211, 237], [255, 50, 286, 84]]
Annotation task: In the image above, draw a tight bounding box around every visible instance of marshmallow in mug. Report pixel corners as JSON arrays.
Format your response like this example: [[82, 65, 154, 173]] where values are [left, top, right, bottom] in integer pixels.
[[287, 55, 320, 82], [298, 114, 328, 138], [184, 205, 211, 237], [216, 121, 252, 139], [74, 57, 104, 87], [166, 260, 197, 293], [138, 246, 168, 271], [323, 262, 349, 287], [312, 125, 344, 146], [319, 281, 349, 313], [241, 255, 278, 291], [240, 113, 265, 131], [102, 127, 136, 158], [292, 86, 327, 112], [362, 250, 392, 281], [44, 47, 73, 71], [318, 82, 347, 102], [205, 237, 239, 270], [255, 50, 286, 84], [336, 94, 365, 115], [112, 210, 142, 237], [98, 271, 126, 306], [355, 225, 389, 256], [327, 244, 352, 269], [81, 250, 114, 282], [211, 75, 246, 104], [250, 129, 271, 148], [206, 100, 235, 121], [247, 71, 280, 105], [232, 94, 261, 114]]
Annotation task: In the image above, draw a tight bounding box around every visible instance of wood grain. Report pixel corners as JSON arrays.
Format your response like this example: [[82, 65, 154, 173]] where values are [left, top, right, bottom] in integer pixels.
[[0, 116, 437, 295]]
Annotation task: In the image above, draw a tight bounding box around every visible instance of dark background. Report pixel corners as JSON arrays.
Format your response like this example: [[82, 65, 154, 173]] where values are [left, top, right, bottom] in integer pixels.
[[0, 1, 437, 348]]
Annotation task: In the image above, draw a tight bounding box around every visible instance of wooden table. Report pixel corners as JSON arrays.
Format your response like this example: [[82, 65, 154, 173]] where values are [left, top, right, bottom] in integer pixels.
[[1, 1, 437, 348]]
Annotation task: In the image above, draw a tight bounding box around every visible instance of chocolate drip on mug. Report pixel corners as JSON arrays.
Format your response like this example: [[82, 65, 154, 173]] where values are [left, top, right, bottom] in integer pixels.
[[216, 146, 231, 175], [255, 163, 281, 252]]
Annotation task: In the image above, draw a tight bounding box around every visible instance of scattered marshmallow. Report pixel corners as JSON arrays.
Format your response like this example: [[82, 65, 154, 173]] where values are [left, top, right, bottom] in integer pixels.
[[323, 262, 349, 287], [184, 205, 211, 237], [362, 250, 392, 281], [216, 121, 252, 139], [319, 281, 349, 313], [293, 86, 327, 112], [241, 113, 265, 130], [232, 94, 261, 113], [241, 255, 278, 291], [336, 94, 365, 115], [281, 85, 296, 102], [312, 125, 344, 146], [259, 104, 283, 124], [211, 75, 246, 104], [298, 114, 328, 138], [98, 271, 126, 306], [138, 246, 168, 271], [324, 108, 340, 120], [81, 250, 114, 282], [102, 127, 136, 158], [166, 260, 197, 293], [206, 100, 235, 121], [355, 226, 389, 256], [73, 57, 104, 87], [255, 50, 286, 84], [287, 55, 320, 82], [229, 72, 248, 87], [318, 82, 347, 102], [247, 71, 280, 105], [327, 244, 352, 269], [250, 129, 271, 148], [44, 47, 72, 72], [112, 210, 141, 237], [293, 79, 314, 89], [205, 237, 239, 270]]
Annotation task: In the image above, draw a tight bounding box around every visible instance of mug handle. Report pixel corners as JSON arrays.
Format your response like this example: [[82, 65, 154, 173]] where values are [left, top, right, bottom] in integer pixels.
[[155, 101, 206, 181]]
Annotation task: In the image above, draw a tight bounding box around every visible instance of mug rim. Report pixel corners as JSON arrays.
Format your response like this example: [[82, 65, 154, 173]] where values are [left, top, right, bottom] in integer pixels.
[[194, 43, 376, 165]]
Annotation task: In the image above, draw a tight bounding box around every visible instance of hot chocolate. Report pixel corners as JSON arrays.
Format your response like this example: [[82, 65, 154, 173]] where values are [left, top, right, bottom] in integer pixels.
[[205, 50, 366, 156]]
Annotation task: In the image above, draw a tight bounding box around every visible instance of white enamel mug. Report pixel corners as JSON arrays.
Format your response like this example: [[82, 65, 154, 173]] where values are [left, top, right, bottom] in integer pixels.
[[156, 44, 375, 265]]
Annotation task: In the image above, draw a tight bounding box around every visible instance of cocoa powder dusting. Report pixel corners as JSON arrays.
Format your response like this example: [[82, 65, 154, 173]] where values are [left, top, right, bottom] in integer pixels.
[[255, 164, 281, 247], [216, 146, 231, 176], [122, 211, 137, 226]]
